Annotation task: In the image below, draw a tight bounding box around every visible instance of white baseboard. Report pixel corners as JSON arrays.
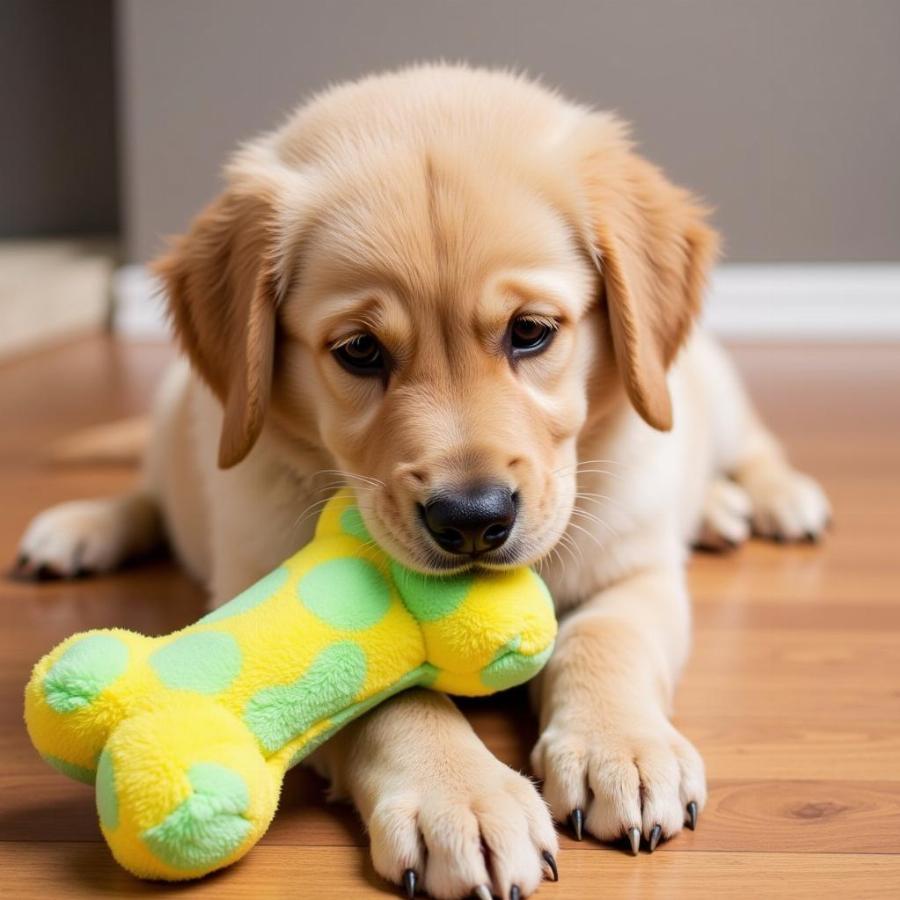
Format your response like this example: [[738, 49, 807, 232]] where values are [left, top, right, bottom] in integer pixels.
[[703, 264, 900, 339], [112, 262, 900, 341], [112, 264, 170, 338]]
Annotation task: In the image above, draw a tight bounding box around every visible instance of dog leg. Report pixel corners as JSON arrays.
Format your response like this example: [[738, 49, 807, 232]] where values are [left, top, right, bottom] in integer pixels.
[[699, 334, 831, 544], [308, 690, 558, 899], [531, 567, 705, 853]]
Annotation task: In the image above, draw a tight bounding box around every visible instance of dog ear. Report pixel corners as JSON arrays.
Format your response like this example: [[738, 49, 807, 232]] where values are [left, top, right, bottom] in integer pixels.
[[578, 120, 719, 430], [153, 178, 285, 469]]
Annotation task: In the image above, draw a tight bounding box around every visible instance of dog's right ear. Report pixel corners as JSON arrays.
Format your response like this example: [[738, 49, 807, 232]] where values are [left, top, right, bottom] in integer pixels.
[[153, 162, 295, 469]]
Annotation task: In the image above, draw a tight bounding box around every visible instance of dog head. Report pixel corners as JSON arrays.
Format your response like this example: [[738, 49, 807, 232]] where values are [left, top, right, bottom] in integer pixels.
[[156, 67, 717, 573]]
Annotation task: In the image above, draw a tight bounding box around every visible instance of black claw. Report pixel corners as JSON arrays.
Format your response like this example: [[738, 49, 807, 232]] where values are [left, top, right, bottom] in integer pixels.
[[541, 850, 559, 882], [648, 824, 662, 853], [510, 887, 521, 900], [805, 530, 819, 543], [569, 807, 584, 841], [402, 868, 417, 899], [627, 827, 640, 856], [687, 801, 698, 831]]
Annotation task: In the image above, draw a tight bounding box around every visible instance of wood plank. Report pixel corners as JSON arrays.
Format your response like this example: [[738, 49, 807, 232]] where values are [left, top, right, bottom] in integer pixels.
[[2, 843, 899, 899]]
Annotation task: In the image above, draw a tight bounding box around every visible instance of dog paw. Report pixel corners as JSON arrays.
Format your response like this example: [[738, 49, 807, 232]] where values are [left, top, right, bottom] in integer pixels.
[[367, 749, 558, 898], [532, 714, 705, 852], [742, 466, 831, 543], [15, 495, 159, 579], [694, 478, 752, 551]]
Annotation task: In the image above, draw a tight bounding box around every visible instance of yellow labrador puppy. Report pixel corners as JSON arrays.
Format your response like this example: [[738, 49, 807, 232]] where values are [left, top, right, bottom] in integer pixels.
[[19, 66, 829, 898]]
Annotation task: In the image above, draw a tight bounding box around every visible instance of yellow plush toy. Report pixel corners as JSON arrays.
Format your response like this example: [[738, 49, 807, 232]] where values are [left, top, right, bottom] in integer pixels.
[[24, 489, 556, 881]]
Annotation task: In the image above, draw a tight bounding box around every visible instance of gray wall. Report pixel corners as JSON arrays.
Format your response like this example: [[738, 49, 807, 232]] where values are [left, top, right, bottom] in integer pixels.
[[119, 0, 900, 264], [1, 0, 118, 237]]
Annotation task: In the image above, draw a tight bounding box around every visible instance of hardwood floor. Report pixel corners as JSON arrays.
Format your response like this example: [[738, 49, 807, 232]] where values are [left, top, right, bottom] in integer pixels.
[[1, 336, 898, 898]]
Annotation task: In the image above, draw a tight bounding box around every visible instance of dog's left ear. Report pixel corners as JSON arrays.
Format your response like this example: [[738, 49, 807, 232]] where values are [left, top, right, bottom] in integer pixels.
[[577, 118, 719, 430]]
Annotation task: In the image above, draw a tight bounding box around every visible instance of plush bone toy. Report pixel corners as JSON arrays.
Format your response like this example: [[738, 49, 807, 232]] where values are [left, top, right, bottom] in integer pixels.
[[24, 489, 556, 880]]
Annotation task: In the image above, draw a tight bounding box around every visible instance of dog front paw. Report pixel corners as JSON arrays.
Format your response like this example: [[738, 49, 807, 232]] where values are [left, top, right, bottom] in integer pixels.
[[366, 749, 558, 899], [532, 714, 705, 853]]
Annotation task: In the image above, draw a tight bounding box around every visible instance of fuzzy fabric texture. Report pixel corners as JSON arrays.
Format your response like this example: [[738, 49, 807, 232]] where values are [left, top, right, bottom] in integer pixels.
[[24, 489, 556, 881]]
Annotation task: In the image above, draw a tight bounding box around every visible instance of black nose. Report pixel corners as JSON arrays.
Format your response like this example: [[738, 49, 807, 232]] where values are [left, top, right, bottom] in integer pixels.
[[421, 484, 517, 556]]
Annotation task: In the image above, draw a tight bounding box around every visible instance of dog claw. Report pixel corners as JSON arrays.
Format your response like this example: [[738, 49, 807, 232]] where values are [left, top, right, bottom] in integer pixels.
[[648, 825, 662, 852], [541, 850, 559, 882], [569, 807, 584, 841], [473, 885, 493, 900], [510, 886, 521, 900], [627, 827, 640, 856], [687, 801, 698, 831], [402, 869, 417, 898]]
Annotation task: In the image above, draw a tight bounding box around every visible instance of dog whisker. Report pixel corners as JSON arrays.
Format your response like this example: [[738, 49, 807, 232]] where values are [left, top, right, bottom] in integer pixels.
[[555, 531, 582, 569], [314, 468, 385, 488], [570, 507, 619, 540], [289, 497, 335, 535], [565, 518, 608, 549], [571, 495, 625, 520]]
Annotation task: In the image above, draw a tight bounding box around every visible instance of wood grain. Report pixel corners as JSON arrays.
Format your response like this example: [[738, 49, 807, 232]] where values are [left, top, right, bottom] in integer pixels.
[[1, 337, 898, 898]]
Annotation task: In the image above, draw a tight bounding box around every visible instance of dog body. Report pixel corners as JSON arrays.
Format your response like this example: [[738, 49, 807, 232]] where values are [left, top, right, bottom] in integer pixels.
[[20, 66, 829, 899]]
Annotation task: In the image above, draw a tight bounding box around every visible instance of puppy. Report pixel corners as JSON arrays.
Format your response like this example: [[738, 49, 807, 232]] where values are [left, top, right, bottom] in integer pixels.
[[19, 65, 829, 898]]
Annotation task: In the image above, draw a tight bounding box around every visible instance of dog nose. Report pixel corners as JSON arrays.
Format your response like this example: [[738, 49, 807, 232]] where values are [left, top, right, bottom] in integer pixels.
[[421, 484, 517, 555]]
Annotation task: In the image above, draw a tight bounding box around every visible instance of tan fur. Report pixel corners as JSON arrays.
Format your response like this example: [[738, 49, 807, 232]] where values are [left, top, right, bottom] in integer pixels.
[[154, 181, 282, 468], [576, 127, 720, 429], [19, 65, 829, 898]]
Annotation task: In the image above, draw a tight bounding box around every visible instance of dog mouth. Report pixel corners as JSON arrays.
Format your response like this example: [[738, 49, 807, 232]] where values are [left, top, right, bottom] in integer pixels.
[[358, 484, 573, 576]]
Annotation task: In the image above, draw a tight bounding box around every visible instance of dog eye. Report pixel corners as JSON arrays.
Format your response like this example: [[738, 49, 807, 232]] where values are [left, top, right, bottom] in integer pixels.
[[508, 316, 556, 357], [333, 333, 387, 376]]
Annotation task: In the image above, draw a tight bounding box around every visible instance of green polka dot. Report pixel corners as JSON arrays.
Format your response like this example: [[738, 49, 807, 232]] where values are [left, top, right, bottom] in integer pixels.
[[200, 566, 289, 624], [96, 748, 118, 830], [149, 632, 242, 694], [142, 763, 251, 871], [43, 754, 96, 785], [286, 662, 436, 769], [245, 642, 367, 753], [390, 563, 473, 622], [299, 558, 390, 630], [417, 662, 440, 688], [340, 506, 372, 543], [43, 633, 129, 713], [480, 644, 554, 692]]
